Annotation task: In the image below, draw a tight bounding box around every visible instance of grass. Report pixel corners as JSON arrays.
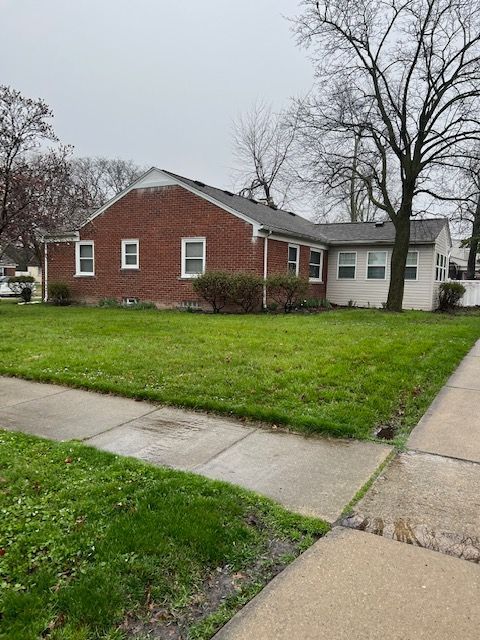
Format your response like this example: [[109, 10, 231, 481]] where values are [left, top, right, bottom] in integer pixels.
[[0, 304, 479, 440], [0, 431, 327, 640]]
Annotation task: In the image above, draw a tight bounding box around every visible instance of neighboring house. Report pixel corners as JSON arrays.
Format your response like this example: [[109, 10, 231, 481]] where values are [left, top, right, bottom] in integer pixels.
[[449, 239, 480, 280], [0, 257, 16, 278], [43, 168, 451, 311]]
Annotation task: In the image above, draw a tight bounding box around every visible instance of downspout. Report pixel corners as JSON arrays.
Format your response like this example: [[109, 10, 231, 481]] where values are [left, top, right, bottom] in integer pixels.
[[263, 230, 272, 309], [43, 240, 48, 303]]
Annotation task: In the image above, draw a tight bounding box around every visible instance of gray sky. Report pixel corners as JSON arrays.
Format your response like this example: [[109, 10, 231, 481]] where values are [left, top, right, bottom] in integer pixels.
[[2, 0, 313, 189]]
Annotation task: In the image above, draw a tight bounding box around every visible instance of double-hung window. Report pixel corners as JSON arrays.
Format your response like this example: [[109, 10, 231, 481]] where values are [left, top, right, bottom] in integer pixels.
[[404, 251, 418, 280], [367, 251, 387, 280], [338, 252, 356, 279], [76, 241, 94, 276], [181, 238, 206, 277], [288, 244, 299, 275], [435, 253, 447, 281], [309, 249, 323, 281], [121, 239, 139, 269]]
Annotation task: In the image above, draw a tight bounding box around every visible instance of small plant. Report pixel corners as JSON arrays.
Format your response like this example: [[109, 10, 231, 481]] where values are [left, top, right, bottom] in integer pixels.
[[48, 282, 71, 306], [8, 275, 35, 302], [347, 300, 357, 308], [266, 274, 308, 313], [265, 302, 279, 312], [438, 282, 466, 312], [192, 271, 233, 313], [124, 301, 157, 310], [99, 298, 120, 308], [230, 273, 264, 313]]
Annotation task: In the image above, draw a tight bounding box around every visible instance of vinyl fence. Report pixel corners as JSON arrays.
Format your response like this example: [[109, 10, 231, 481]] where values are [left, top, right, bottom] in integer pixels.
[[457, 280, 480, 307]]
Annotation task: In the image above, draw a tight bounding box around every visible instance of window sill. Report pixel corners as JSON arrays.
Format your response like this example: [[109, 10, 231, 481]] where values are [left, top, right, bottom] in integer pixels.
[[178, 275, 202, 280], [120, 268, 140, 271], [74, 274, 95, 278], [309, 279, 324, 284]]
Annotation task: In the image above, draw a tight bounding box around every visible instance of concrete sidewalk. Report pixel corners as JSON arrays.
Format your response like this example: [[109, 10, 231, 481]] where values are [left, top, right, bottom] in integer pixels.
[[0, 376, 390, 522]]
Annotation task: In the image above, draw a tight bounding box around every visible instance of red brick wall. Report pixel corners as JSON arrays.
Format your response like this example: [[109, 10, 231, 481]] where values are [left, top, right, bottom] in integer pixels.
[[266, 239, 328, 299], [46, 186, 264, 307], [45, 185, 328, 307]]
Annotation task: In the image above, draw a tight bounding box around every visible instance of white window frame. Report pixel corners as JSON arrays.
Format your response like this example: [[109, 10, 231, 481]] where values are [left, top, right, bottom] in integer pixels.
[[435, 252, 447, 282], [181, 237, 206, 278], [404, 251, 419, 281], [75, 241, 95, 276], [288, 243, 300, 276], [121, 239, 139, 269], [337, 251, 357, 280], [366, 250, 388, 280], [309, 248, 323, 282], [0, 267, 4, 277]]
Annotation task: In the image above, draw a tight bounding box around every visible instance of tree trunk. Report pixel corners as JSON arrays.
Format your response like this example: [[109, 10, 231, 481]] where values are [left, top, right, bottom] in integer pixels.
[[466, 193, 480, 280], [386, 206, 411, 312]]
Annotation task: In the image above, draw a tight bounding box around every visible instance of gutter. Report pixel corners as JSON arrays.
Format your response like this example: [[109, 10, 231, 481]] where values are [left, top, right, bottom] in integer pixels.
[[262, 229, 273, 309]]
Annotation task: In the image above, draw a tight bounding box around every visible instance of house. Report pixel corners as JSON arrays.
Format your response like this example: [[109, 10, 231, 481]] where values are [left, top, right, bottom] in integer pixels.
[[0, 256, 16, 278], [449, 239, 480, 280], [43, 167, 451, 312]]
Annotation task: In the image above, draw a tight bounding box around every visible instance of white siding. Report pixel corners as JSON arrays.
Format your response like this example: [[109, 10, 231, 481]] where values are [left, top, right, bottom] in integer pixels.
[[431, 226, 451, 310], [326, 244, 436, 311]]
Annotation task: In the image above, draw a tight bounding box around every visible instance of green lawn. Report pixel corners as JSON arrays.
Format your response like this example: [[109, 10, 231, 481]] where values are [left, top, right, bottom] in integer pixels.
[[0, 303, 479, 439], [0, 431, 326, 640]]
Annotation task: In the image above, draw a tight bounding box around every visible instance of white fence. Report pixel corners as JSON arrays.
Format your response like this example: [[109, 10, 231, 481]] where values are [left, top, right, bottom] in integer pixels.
[[457, 280, 480, 307]]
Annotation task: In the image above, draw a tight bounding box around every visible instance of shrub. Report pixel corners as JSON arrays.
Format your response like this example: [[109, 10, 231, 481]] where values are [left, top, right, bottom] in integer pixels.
[[48, 282, 71, 306], [230, 273, 264, 313], [124, 301, 157, 310], [192, 271, 233, 313], [266, 274, 309, 313], [99, 298, 120, 308], [438, 282, 466, 312], [8, 275, 35, 302]]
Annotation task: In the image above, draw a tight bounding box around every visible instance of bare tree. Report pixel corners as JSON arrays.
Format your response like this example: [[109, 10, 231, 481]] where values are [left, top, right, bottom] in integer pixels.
[[232, 101, 298, 209], [0, 85, 59, 239], [294, 0, 480, 310]]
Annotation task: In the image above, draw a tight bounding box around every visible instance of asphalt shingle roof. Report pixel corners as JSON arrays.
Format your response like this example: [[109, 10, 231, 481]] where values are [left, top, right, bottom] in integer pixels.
[[164, 171, 448, 246], [316, 218, 449, 245], [163, 170, 327, 243]]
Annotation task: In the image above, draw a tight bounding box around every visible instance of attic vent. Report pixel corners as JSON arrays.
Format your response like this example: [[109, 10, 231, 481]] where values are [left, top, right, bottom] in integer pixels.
[[375, 221, 385, 227], [223, 190, 234, 196], [194, 180, 206, 187]]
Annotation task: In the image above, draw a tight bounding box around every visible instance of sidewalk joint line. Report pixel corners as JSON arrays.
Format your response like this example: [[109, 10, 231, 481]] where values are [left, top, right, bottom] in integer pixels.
[[82, 406, 162, 442], [190, 427, 258, 471], [405, 447, 480, 467]]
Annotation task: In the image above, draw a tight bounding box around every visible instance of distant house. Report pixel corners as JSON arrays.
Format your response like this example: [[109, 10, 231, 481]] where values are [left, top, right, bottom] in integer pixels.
[[0, 256, 16, 277], [43, 168, 451, 311], [449, 239, 480, 280]]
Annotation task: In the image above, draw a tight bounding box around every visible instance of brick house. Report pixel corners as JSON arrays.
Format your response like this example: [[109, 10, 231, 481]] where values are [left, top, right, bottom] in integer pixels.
[[43, 168, 451, 311]]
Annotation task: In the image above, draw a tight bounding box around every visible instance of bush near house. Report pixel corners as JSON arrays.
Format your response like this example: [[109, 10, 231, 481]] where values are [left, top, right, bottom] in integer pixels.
[[7, 275, 35, 303], [266, 274, 309, 313], [438, 282, 466, 312], [48, 282, 71, 306], [192, 271, 233, 313], [229, 273, 264, 313]]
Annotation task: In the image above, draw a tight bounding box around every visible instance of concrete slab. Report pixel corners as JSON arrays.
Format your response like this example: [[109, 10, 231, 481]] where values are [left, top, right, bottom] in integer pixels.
[[214, 527, 480, 640], [446, 355, 480, 391], [408, 386, 480, 463], [195, 430, 391, 522], [0, 377, 66, 408], [0, 388, 153, 441], [343, 451, 480, 561], [469, 341, 480, 357], [87, 407, 256, 469]]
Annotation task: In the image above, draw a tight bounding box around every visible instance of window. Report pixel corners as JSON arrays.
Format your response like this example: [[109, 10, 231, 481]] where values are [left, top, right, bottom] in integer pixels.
[[121, 239, 139, 269], [367, 251, 387, 279], [435, 252, 447, 282], [288, 244, 299, 275], [338, 252, 357, 279], [75, 241, 94, 275], [181, 238, 206, 278], [309, 249, 323, 281], [404, 251, 418, 280]]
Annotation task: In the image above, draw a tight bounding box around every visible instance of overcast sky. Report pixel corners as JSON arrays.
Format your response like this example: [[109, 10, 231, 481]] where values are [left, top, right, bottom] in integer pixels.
[[2, 0, 313, 189]]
